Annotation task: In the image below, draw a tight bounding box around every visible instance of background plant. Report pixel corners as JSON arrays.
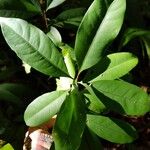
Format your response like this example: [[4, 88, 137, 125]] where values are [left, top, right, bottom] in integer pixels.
[[0, 0, 150, 149]]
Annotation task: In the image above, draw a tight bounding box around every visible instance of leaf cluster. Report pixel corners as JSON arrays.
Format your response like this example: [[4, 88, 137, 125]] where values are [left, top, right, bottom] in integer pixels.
[[0, 0, 150, 149]]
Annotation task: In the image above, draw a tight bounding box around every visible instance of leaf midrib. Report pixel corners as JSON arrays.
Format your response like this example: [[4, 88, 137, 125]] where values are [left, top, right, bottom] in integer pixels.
[[2, 23, 68, 76], [99, 58, 136, 75], [26, 92, 66, 123]]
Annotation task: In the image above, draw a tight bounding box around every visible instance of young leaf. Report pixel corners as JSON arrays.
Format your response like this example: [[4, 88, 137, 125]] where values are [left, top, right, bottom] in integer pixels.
[[0, 18, 69, 77], [47, 0, 65, 11], [75, 0, 126, 73], [89, 52, 138, 82], [53, 89, 86, 150], [87, 115, 138, 144], [62, 48, 76, 78], [24, 90, 67, 127], [92, 80, 150, 115], [47, 26, 62, 46]]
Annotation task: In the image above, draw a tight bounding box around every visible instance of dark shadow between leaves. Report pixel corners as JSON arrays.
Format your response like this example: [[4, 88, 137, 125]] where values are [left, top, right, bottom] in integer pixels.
[[83, 57, 111, 82], [109, 117, 138, 139], [92, 87, 126, 114]]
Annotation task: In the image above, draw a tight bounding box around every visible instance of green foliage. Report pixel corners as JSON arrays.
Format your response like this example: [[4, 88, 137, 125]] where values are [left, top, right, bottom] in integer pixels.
[[47, 0, 66, 11], [87, 115, 138, 143], [84, 52, 138, 82], [0, 83, 35, 149], [0, 143, 14, 150], [75, 0, 126, 73], [0, 0, 150, 149], [79, 127, 103, 150], [0, 18, 69, 77], [119, 28, 150, 61], [0, 0, 40, 18], [53, 88, 86, 150], [24, 90, 68, 126], [92, 80, 150, 115], [54, 8, 86, 27]]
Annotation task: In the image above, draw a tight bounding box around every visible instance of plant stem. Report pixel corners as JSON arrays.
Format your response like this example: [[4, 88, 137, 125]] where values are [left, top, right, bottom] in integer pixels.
[[39, 0, 48, 30]]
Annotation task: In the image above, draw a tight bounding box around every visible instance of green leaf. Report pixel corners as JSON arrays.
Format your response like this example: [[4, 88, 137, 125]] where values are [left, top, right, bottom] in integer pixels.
[[0, 18, 69, 77], [89, 52, 138, 82], [30, 0, 41, 11], [75, 0, 126, 73], [0, 0, 40, 18], [0, 143, 14, 150], [20, 0, 41, 12], [47, 0, 65, 11], [47, 26, 62, 46], [53, 89, 86, 150], [47, 0, 52, 8], [87, 115, 138, 144], [55, 8, 85, 27], [24, 90, 67, 127], [56, 8, 85, 21], [83, 84, 106, 113], [119, 28, 150, 49], [79, 127, 102, 150], [92, 80, 150, 115]]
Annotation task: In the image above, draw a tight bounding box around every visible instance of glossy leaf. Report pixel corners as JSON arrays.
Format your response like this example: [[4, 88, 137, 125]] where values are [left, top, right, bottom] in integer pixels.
[[92, 80, 150, 115], [0, 18, 69, 77], [53, 89, 86, 150], [24, 90, 67, 127], [55, 8, 85, 26], [119, 28, 150, 48], [47, 26, 62, 46], [24, 91, 67, 127], [83, 84, 106, 113], [47, 0, 65, 11], [87, 115, 138, 143], [0, 0, 40, 18], [75, 0, 126, 73], [90, 52, 138, 82]]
